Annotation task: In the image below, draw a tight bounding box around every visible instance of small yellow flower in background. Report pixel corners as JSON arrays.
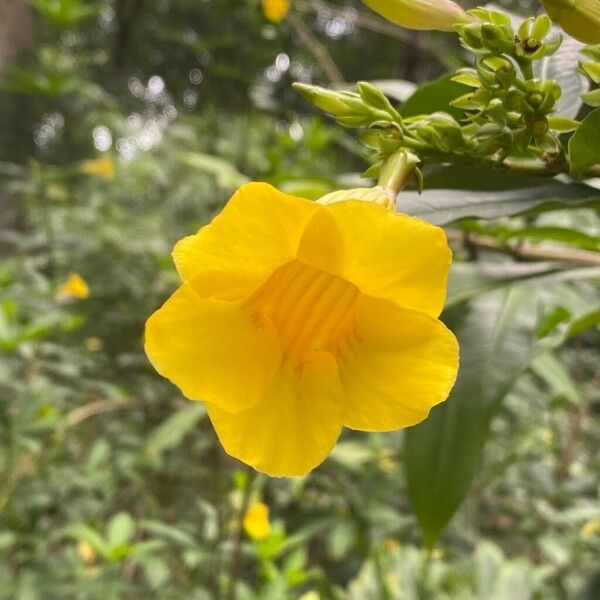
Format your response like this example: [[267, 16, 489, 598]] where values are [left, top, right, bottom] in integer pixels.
[[378, 450, 398, 473], [79, 156, 115, 181], [541, 0, 600, 44], [77, 540, 97, 565], [262, 0, 290, 23], [383, 538, 400, 553], [85, 337, 103, 352], [145, 182, 458, 476], [243, 502, 271, 540], [298, 592, 320, 600], [580, 518, 600, 538], [362, 0, 474, 31], [56, 272, 90, 300]]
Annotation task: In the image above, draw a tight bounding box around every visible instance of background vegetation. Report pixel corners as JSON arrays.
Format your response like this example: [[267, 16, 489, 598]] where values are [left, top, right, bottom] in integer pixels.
[[1, 0, 599, 598]]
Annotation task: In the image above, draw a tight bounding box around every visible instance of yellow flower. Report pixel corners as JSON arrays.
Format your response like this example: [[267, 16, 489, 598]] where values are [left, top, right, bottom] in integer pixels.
[[362, 0, 474, 31], [581, 518, 600, 538], [85, 337, 103, 352], [243, 502, 271, 540], [262, 0, 290, 23], [79, 156, 115, 181], [541, 0, 600, 44], [77, 540, 97, 565], [145, 183, 459, 476], [56, 272, 90, 300], [298, 592, 320, 600]]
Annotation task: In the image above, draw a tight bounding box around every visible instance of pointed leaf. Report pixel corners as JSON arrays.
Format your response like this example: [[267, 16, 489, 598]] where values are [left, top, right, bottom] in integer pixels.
[[405, 288, 536, 548]]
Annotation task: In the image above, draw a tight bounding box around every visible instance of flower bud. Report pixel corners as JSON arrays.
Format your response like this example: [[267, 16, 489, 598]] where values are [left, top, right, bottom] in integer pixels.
[[293, 83, 356, 116], [362, 0, 474, 32], [541, 0, 600, 44]]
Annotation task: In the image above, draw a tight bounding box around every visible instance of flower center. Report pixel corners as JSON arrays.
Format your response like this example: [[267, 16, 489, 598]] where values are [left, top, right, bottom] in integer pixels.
[[247, 260, 360, 369]]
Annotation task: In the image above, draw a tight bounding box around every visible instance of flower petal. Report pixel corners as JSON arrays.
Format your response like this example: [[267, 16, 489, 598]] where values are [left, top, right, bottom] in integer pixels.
[[145, 280, 281, 413], [341, 295, 459, 431], [206, 351, 344, 476], [173, 183, 321, 300], [299, 201, 452, 317]]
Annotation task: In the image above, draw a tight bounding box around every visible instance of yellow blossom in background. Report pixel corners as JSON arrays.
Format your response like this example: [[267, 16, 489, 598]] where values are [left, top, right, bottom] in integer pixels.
[[79, 156, 115, 181], [262, 0, 290, 23], [77, 540, 97, 565], [243, 502, 271, 540], [298, 592, 320, 600], [580, 518, 600, 538], [85, 337, 103, 352], [145, 183, 459, 476], [362, 0, 474, 31], [56, 272, 90, 300]]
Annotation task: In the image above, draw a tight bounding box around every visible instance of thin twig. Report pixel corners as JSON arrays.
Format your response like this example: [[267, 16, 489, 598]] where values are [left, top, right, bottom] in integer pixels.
[[296, 0, 448, 67], [446, 229, 600, 266], [556, 361, 598, 481], [66, 398, 134, 426], [421, 153, 600, 179], [226, 470, 256, 600], [287, 12, 345, 85]]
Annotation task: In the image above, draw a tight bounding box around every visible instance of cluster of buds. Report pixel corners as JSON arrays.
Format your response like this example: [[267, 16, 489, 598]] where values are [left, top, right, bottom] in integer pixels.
[[580, 45, 600, 107], [296, 5, 588, 178], [450, 12, 572, 158], [457, 10, 561, 61]]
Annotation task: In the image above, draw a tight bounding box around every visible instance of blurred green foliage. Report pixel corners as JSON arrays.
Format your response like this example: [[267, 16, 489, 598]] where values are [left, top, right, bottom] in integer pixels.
[[0, 0, 599, 598]]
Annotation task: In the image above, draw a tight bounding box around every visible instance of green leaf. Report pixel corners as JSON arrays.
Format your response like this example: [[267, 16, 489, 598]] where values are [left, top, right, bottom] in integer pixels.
[[447, 262, 563, 307], [569, 109, 600, 175], [566, 308, 600, 338], [547, 115, 580, 133], [500, 226, 600, 251], [179, 152, 249, 188], [405, 288, 537, 549], [582, 88, 600, 107], [107, 512, 135, 548], [401, 75, 469, 120], [145, 403, 206, 461], [447, 263, 600, 308], [327, 521, 357, 560], [399, 181, 600, 224], [531, 352, 582, 404], [63, 524, 111, 559]]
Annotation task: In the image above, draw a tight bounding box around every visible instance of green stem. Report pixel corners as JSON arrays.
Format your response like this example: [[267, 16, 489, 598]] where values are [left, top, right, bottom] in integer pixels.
[[516, 57, 534, 81], [378, 151, 419, 195], [420, 152, 600, 179], [226, 470, 260, 600]]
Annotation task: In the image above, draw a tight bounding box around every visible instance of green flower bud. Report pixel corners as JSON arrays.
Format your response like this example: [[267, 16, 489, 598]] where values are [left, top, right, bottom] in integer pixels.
[[480, 23, 517, 53], [531, 117, 549, 137], [362, 0, 474, 32], [541, 0, 600, 44], [528, 92, 544, 108], [293, 83, 356, 116]]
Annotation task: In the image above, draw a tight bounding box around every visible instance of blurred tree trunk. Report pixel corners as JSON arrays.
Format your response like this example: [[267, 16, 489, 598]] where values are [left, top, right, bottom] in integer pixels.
[[0, 1, 32, 253], [0, 0, 32, 73]]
